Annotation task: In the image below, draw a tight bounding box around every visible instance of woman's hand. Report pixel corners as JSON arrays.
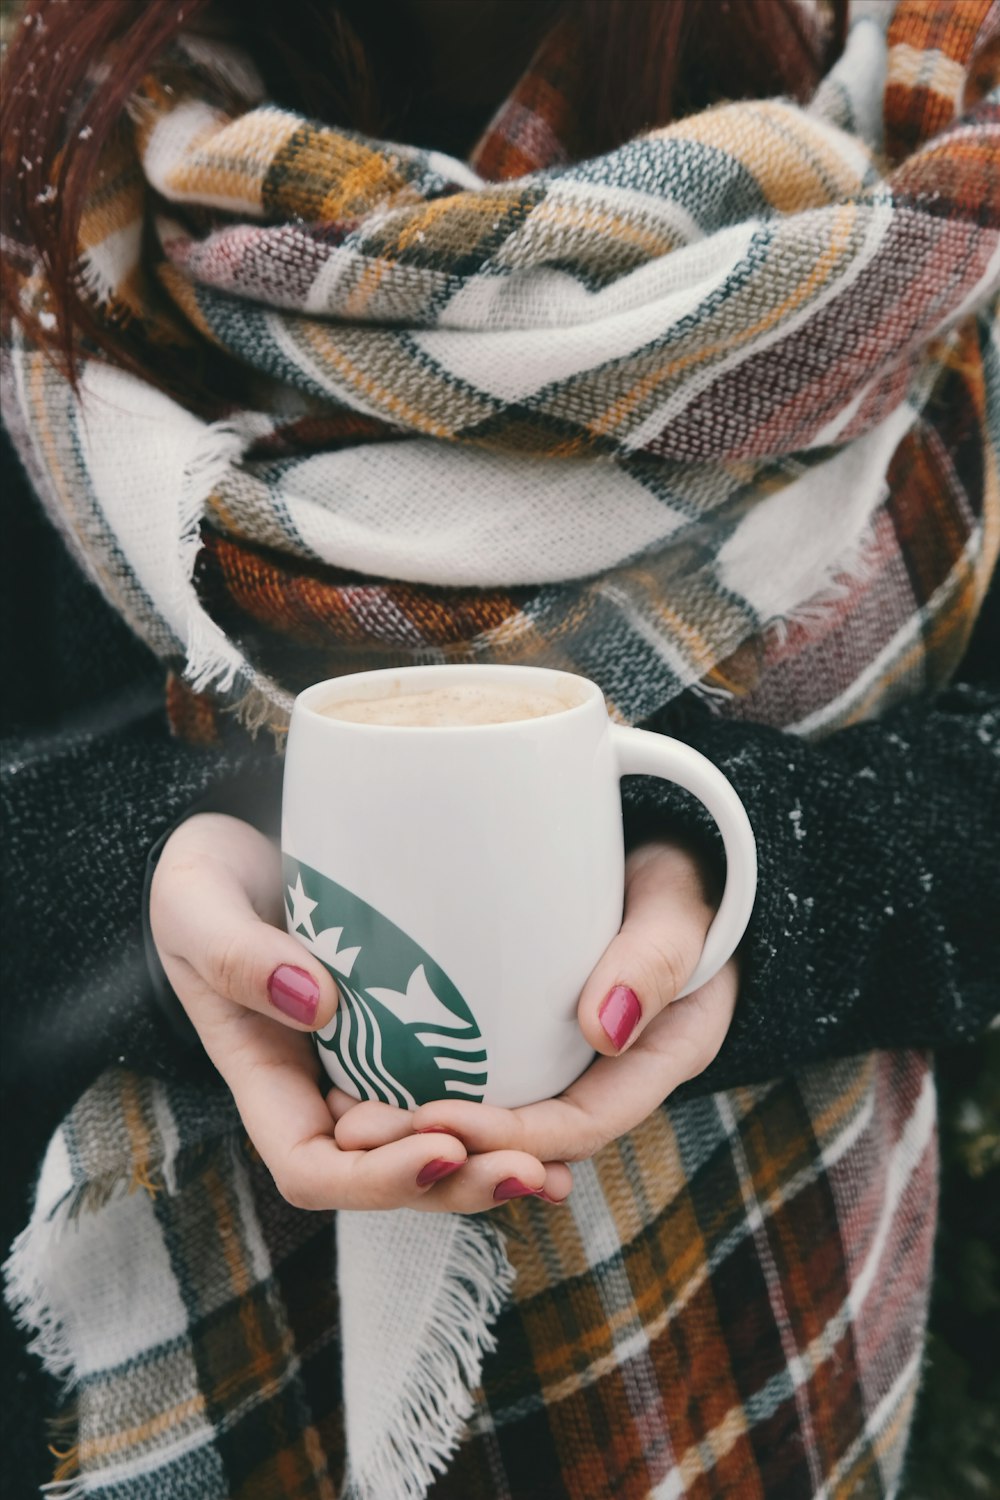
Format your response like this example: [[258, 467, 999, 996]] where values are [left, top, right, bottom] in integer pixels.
[[334, 841, 738, 1167], [149, 813, 572, 1212]]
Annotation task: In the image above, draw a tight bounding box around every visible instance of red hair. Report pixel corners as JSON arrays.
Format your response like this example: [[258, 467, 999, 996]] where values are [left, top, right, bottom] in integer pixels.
[[1, 0, 846, 402]]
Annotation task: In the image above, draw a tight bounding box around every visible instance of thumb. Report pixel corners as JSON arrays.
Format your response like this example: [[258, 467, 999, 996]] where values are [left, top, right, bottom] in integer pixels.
[[151, 845, 339, 1032], [577, 842, 715, 1057]]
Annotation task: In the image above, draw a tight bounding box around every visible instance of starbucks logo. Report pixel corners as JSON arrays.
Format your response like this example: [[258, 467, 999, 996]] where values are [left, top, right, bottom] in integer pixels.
[[283, 857, 487, 1107]]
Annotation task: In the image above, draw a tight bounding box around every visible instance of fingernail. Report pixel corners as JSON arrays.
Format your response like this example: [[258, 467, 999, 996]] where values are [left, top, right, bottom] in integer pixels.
[[415, 1126, 454, 1135], [267, 964, 319, 1024], [598, 985, 641, 1051], [493, 1177, 538, 1202], [535, 1190, 564, 1205], [416, 1158, 462, 1188]]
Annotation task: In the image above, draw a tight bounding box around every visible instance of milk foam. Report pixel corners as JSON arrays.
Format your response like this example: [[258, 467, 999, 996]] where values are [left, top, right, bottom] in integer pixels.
[[320, 682, 574, 726]]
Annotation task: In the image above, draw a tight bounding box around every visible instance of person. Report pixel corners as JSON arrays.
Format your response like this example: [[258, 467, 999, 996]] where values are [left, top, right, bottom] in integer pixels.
[[1, 0, 997, 1496]]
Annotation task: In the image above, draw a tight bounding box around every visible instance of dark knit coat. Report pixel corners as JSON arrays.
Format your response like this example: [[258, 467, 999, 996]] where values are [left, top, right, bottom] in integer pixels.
[[2, 429, 998, 1494]]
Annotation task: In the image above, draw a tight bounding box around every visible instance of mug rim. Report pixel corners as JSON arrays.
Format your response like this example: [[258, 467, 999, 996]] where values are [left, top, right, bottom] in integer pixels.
[[293, 663, 604, 733]]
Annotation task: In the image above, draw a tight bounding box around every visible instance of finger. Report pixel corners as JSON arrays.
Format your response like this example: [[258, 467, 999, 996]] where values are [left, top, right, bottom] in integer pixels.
[[332, 1096, 418, 1148], [517, 965, 738, 1160], [324, 1087, 360, 1124], [415, 962, 738, 1164], [577, 842, 716, 1056], [328, 1095, 570, 1209], [538, 1162, 574, 1204], [415, 1095, 603, 1165], [411, 1100, 530, 1153], [152, 850, 339, 1032], [426, 1151, 571, 1213], [197, 994, 469, 1210]]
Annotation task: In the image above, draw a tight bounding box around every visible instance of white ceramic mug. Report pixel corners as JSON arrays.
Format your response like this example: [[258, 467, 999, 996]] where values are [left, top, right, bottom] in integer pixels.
[[282, 664, 756, 1109]]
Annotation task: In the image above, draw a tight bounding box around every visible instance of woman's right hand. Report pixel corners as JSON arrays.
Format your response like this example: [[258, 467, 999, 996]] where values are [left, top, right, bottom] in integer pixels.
[[149, 812, 571, 1213]]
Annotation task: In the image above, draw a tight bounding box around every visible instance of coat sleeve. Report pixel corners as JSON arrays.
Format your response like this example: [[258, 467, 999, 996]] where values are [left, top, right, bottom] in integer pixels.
[[625, 581, 1000, 1094], [0, 431, 277, 1141]]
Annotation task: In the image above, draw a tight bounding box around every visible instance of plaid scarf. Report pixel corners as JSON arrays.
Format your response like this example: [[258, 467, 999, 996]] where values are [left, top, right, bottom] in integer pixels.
[[6, 1051, 938, 1500], [3, 0, 998, 736], [4, 3, 999, 1497]]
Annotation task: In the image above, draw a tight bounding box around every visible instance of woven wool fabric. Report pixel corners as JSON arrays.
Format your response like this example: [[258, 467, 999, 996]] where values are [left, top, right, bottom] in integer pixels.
[[3, 0, 998, 735], [3, 2, 1000, 1498], [7, 1051, 936, 1500]]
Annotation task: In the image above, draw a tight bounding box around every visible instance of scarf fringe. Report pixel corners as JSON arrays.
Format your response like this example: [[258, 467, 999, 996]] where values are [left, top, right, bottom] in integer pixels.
[[4, 1209, 80, 1390], [769, 520, 887, 650], [688, 676, 736, 708], [42, 1402, 84, 1498], [228, 679, 294, 738], [175, 418, 298, 734], [684, 517, 887, 703], [178, 419, 251, 699], [75, 253, 120, 315], [2, 1163, 170, 1393], [2, 1103, 237, 1392], [342, 1216, 515, 1500]]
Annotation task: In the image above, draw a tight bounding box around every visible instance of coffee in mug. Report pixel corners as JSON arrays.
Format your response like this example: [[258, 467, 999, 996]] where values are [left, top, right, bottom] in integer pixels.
[[319, 681, 577, 727], [283, 665, 756, 1110]]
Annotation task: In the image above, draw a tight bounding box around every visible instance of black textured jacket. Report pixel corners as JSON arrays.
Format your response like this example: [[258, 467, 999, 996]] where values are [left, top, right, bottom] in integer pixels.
[[2, 431, 998, 1492]]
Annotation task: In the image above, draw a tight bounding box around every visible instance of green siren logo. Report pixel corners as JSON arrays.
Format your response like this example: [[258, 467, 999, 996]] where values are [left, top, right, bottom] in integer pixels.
[[284, 857, 487, 1107]]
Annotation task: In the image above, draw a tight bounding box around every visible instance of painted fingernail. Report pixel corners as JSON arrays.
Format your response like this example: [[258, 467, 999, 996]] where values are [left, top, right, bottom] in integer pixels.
[[416, 1158, 462, 1188], [493, 1177, 538, 1202], [267, 964, 319, 1025], [598, 985, 641, 1050]]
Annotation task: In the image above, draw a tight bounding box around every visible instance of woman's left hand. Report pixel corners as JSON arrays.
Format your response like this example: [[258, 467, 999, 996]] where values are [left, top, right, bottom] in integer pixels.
[[332, 840, 739, 1170]]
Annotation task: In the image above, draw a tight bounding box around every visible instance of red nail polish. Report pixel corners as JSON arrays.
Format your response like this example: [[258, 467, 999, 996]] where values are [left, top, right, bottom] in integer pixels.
[[267, 965, 319, 1025], [598, 985, 641, 1050], [493, 1177, 538, 1202], [417, 1158, 462, 1188]]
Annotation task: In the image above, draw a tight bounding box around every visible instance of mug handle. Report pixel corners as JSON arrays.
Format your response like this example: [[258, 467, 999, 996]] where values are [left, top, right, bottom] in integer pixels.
[[611, 726, 758, 997]]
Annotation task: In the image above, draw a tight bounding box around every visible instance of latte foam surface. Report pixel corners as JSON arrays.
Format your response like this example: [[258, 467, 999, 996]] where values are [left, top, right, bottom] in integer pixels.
[[319, 682, 575, 727]]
